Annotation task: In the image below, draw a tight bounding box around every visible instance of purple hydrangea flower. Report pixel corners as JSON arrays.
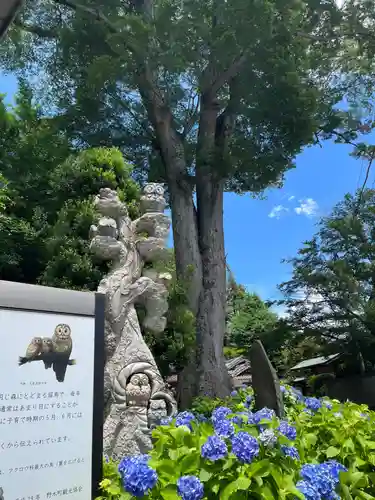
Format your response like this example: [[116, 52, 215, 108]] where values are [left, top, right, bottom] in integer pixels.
[[296, 480, 322, 500], [253, 407, 275, 424], [118, 455, 157, 497], [278, 421, 297, 441], [214, 418, 235, 438], [177, 476, 204, 500], [305, 397, 322, 412], [176, 411, 195, 429], [259, 429, 277, 448], [280, 385, 286, 393], [201, 435, 228, 461], [281, 445, 299, 461], [231, 390, 238, 397], [231, 432, 259, 463]]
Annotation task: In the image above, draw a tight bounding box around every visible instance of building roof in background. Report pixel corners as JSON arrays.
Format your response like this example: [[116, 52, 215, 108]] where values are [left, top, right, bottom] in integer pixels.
[[290, 353, 341, 371], [167, 356, 252, 385], [0, 0, 23, 41]]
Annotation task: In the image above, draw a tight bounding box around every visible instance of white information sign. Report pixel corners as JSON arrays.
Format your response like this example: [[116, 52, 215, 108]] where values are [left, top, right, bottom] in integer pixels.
[[0, 308, 96, 500]]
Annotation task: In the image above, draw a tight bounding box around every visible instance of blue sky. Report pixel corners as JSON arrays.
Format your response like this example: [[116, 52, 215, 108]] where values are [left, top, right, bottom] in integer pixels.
[[1, 71, 373, 312]]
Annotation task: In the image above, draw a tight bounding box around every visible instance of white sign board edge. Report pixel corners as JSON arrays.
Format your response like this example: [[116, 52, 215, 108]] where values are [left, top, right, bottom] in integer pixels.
[[0, 281, 105, 500]]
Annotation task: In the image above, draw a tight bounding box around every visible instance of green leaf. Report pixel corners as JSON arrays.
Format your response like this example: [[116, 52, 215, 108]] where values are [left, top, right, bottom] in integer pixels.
[[220, 476, 252, 500], [199, 469, 213, 482], [326, 446, 340, 458], [178, 452, 200, 474], [160, 485, 180, 500], [304, 433, 317, 448], [119, 494, 133, 500]]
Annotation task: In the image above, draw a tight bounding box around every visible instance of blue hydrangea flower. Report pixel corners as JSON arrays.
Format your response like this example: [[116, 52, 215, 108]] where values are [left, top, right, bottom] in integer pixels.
[[259, 429, 277, 448], [305, 397, 322, 412], [278, 421, 297, 440], [300, 461, 345, 499], [247, 411, 255, 424], [211, 406, 232, 424], [325, 460, 347, 481], [280, 385, 286, 393], [118, 455, 149, 475], [231, 415, 244, 426], [214, 418, 235, 438], [195, 414, 208, 422], [244, 395, 252, 408], [177, 475, 204, 500], [231, 390, 238, 396], [231, 432, 259, 463], [176, 411, 195, 429], [201, 435, 228, 461], [253, 407, 275, 424], [119, 455, 157, 497], [296, 480, 322, 500], [281, 445, 299, 461], [160, 416, 173, 426], [324, 401, 333, 410]]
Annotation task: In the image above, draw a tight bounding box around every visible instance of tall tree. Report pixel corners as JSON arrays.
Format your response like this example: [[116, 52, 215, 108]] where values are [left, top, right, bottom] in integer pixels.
[[1, 0, 362, 405], [279, 188, 375, 370]]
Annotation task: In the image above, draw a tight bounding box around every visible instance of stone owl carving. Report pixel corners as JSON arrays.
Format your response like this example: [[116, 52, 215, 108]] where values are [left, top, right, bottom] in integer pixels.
[[148, 399, 168, 429], [18, 337, 43, 365], [125, 374, 151, 408], [51, 324, 73, 383], [41, 337, 54, 369], [140, 183, 166, 213]]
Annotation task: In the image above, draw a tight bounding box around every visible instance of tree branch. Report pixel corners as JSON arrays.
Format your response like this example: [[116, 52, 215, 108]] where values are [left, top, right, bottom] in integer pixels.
[[203, 53, 247, 96], [13, 20, 57, 38], [52, 0, 119, 34]]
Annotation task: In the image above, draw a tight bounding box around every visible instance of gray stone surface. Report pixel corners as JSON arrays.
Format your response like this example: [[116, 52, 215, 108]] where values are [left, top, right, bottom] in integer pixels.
[[250, 340, 284, 417], [89, 184, 177, 459]]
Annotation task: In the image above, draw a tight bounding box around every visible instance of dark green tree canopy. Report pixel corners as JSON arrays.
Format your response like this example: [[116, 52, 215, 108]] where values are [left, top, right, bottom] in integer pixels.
[[279, 188, 375, 368], [1, 0, 351, 191]]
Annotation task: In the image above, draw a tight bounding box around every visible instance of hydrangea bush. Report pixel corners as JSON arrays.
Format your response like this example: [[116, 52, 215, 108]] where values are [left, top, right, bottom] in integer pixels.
[[96, 385, 375, 499]]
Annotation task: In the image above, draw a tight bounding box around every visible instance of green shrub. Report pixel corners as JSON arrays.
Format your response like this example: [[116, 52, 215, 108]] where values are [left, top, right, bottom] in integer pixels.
[[96, 385, 375, 499]]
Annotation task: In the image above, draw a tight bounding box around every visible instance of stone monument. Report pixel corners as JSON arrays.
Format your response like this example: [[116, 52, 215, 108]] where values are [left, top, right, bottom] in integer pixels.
[[89, 183, 177, 460], [250, 339, 284, 417]]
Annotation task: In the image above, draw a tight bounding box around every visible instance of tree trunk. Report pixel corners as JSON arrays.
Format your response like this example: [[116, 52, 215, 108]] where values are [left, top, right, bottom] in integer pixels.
[[194, 95, 232, 398], [195, 176, 232, 397]]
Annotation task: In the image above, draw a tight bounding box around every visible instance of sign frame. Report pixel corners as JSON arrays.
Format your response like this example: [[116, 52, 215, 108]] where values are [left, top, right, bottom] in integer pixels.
[[0, 280, 105, 499]]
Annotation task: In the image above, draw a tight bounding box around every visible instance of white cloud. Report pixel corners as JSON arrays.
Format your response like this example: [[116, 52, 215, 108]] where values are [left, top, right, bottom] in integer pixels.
[[268, 205, 289, 219], [288, 195, 295, 202], [294, 198, 319, 218]]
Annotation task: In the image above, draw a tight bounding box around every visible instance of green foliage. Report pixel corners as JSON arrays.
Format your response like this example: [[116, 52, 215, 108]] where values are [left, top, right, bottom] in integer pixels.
[[96, 386, 375, 499], [1, 0, 351, 191], [0, 83, 140, 290], [279, 188, 375, 369], [226, 276, 278, 351]]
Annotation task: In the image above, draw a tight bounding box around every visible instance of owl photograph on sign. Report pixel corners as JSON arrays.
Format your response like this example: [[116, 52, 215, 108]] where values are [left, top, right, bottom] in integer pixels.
[[18, 323, 76, 383]]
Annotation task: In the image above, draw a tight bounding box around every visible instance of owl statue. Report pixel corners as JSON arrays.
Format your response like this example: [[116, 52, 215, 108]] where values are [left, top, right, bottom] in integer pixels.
[[51, 324, 72, 383], [19, 337, 43, 365], [140, 183, 166, 213], [0, 486, 4, 500], [148, 399, 168, 429], [41, 337, 54, 369], [125, 373, 151, 408]]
